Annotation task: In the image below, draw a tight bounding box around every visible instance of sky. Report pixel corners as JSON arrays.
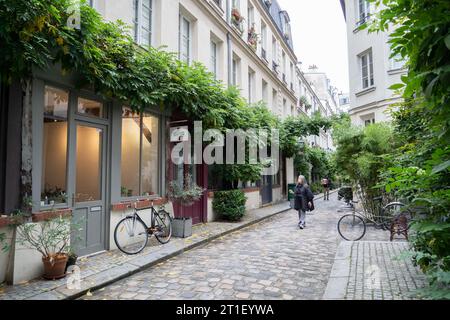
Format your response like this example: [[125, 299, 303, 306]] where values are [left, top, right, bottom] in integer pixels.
[[277, 0, 350, 94]]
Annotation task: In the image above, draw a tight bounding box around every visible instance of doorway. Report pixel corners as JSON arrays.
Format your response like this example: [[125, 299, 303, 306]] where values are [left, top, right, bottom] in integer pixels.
[[69, 97, 109, 256]]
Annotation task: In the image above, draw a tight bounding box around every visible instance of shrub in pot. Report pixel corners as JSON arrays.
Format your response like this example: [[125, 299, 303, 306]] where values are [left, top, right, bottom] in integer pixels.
[[213, 190, 247, 222], [167, 174, 205, 238], [15, 215, 72, 280]]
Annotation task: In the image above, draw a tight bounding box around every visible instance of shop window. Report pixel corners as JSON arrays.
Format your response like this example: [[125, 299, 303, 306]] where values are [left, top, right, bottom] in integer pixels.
[[121, 107, 159, 198], [41, 86, 69, 205], [78, 97, 104, 118]]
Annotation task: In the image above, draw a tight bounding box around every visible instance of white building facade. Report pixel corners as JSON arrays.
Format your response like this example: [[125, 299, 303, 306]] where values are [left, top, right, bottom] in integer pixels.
[[339, 0, 406, 126], [0, 0, 337, 284]]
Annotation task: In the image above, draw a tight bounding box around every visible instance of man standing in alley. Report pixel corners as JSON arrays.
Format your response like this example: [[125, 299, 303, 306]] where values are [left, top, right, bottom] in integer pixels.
[[321, 176, 330, 201]]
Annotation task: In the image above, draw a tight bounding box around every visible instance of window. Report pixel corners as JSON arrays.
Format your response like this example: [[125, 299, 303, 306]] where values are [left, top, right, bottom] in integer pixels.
[[133, 0, 153, 47], [232, 0, 239, 9], [282, 52, 287, 83], [179, 15, 191, 64], [290, 62, 294, 88], [248, 68, 255, 103], [272, 37, 277, 64], [121, 107, 160, 197], [232, 55, 240, 86], [210, 40, 217, 78], [261, 22, 267, 60], [272, 89, 278, 113], [78, 97, 104, 118], [262, 80, 268, 104], [41, 86, 69, 205], [89, 0, 94, 7], [390, 52, 406, 70], [357, 0, 370, 25], [364, 118, 375, 126], [247, 4, 254, 31], [360, 50, 374, 89], [283, 99, 287, 117]]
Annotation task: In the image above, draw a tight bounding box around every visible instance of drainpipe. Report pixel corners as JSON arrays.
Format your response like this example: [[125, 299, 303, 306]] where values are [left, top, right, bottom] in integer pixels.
[[226, 0, 232, 87]]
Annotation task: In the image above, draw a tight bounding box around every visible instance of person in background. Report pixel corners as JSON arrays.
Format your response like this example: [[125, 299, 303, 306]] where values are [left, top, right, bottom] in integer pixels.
[[294, 175, 314, 229], [321, 176, 330, 201]]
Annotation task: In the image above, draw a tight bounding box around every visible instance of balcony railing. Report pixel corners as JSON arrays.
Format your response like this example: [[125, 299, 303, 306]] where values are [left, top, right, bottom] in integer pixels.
[[272, 61, 279, 74]]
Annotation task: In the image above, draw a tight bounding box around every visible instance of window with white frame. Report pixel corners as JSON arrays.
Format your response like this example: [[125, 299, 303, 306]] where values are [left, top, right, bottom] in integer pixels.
[[179, 15, 191, 64], [232, 0, 240, 10], [282, 51, 287, 82], [262, 80, 268, 104], [210, 40, 218, 78], [232, 55, 240, 86], [248, 68, 255, 103], [272, 37, 277, 63], [272, 89, 278, 112], [360, 50, 374, 89], [357, 0, 370, 25], [133, 0, 153, 47], [390, 52, 406, 70], [247, 4, 254, 31], [261, 22, 267, 60]]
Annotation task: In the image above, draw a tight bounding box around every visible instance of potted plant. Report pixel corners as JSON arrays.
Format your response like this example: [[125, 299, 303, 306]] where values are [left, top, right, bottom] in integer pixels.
[[167, 173, 205, 238], [247, 23, 259, 51], [15, 215, 72, 280], [231, 8, 245, 34]]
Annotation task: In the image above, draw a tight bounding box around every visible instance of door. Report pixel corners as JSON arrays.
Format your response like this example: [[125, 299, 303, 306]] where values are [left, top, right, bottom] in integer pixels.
[[169, 121, 207, 225], [261, 175, 273, 205], [70, 122, 107, 256]]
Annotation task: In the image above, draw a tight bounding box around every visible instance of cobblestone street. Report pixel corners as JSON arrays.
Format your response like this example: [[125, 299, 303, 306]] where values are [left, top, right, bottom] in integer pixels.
[[81, 193, 417, 300]]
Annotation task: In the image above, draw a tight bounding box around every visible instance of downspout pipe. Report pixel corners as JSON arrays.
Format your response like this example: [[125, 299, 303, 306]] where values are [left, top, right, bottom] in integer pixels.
[[226, 0, 232, 87]]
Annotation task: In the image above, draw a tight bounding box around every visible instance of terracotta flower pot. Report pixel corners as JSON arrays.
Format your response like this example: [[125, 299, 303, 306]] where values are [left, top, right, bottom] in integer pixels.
[[42, 254, 68, 280]]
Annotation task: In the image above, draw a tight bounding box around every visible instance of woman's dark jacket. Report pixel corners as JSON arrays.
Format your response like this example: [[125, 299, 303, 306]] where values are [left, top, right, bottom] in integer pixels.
[[294, 183, 314, 211]]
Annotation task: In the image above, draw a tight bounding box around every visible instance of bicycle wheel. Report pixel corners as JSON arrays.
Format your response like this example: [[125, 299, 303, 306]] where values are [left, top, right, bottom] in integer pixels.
[[383, 203, 413, 231], [114, 216, 148, 255], [154, 210, 172, 244], [338, 214, 366, 241]]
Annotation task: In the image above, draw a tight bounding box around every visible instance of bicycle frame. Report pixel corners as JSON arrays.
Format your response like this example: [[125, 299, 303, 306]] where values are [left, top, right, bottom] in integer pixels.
[[126, 202, 168, 236]]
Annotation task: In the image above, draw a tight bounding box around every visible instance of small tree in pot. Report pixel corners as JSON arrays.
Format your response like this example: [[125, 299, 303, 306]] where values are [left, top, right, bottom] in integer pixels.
[[167, 173, 205, 238], [15, 215, 72, 280]]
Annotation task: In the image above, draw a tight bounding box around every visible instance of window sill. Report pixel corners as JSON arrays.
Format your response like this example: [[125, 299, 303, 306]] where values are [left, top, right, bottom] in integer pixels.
[[112, 197, 166, 211], [32, 208, 72, 223], [387, 68, 407, 75], [355, 86, 376, 97]]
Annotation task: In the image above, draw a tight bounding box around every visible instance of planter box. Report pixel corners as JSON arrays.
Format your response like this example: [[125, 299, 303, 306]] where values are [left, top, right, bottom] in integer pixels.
[[172, 217, 192, 238], [0, 216, 12, 228]]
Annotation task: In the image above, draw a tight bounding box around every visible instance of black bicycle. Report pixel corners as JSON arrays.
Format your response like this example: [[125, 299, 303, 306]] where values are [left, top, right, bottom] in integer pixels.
[[337, 197, 413, 241], [114, 200, 172, 255]]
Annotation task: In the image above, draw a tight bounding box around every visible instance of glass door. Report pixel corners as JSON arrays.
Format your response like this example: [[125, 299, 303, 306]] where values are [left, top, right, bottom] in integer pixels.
[[69, 121, 107, 256]]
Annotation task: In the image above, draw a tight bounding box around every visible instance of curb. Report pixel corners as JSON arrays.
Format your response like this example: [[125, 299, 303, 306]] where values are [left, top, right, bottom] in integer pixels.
[[322, 241, 353, 300], [29, 203, 292, 300]]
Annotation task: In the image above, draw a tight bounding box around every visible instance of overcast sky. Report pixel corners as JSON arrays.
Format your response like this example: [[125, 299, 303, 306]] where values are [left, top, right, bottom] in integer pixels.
[[277, 0, 349, 93]]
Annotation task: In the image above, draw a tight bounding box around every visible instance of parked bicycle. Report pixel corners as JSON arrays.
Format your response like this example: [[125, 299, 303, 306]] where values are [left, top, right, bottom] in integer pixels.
[[337, 196, 413, 241], [114, 200, 173, 255]]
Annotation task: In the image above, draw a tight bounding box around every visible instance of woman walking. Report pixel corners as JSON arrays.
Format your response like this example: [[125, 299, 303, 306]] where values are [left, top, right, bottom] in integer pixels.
[[294, 175, 314, 229]]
